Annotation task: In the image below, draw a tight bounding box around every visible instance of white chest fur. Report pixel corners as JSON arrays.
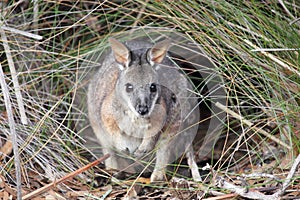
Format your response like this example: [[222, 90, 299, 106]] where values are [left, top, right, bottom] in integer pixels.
[[118, 109, 154, 138]]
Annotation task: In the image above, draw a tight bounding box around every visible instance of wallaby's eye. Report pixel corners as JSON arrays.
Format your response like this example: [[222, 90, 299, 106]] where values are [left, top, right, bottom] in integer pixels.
[[150, 83, 157, 93], [171, 93, 176, 103], [125, 83, 133, 93]]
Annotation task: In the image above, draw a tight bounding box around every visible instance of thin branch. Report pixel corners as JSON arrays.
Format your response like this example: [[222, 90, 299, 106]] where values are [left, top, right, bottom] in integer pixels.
[[242, 173, 280, 181], [22, 154, 110, 200], [216, 177, 275, 200], [1, 25, 43, 40], [215, 154, 300, 199], [0, 26, 28, 125], [215, 102, 291, 150], [251, 48, 300, 52], [33, 0, 39, 36], [274, 153, 300, 197], [289, 18, 300, 25], [244, 39, 300, 78], [0, 63, 22, 200], [277, 0, 295, 20]]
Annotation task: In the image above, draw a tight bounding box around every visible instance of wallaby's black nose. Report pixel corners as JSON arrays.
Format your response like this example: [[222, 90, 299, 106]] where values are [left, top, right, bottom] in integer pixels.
[[137, 105, 149, 116]]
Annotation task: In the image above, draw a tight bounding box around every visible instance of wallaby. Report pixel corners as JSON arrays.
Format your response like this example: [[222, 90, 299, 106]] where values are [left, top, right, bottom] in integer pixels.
[[88, 38, 201, 182]]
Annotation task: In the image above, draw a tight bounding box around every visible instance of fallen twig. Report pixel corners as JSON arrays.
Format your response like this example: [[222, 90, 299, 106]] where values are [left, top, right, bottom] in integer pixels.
[[22, 154, 110, 200], [274, 153, 300, 197], [214, 154, 300, 199], [216, 177, 274, 200]]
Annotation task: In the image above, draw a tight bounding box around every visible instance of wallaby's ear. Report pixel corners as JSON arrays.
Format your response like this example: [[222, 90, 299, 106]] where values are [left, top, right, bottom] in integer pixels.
[[109, 38, 130, 70], [148, 39, 171, 65]]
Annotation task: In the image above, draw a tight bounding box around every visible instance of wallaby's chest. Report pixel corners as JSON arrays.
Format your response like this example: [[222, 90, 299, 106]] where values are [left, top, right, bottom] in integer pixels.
[[114, 98, 165, 134], [101, 89, 166, 136]]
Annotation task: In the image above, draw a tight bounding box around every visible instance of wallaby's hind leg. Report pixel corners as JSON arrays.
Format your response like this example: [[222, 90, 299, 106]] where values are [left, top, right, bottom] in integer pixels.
[[186, 146, 202, 182], [150, 138, 171, 182], [102, 148, 119, 170], [151, 139, 202, 182]]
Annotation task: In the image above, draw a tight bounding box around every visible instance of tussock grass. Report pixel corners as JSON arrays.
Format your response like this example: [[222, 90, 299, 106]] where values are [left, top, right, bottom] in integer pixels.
[[0, 0, 299, 198]]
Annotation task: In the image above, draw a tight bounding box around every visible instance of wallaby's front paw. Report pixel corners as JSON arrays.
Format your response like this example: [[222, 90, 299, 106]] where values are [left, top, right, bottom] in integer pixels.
[[133, 142, 154, 158], [121, 147, 130, 155], [150, 169, 166, 182], [134, 138, 157, 158], [133, 147, 148, 158]]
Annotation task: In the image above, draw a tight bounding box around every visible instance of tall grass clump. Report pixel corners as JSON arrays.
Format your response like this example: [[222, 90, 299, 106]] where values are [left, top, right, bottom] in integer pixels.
[[0, 0, 299, 198]]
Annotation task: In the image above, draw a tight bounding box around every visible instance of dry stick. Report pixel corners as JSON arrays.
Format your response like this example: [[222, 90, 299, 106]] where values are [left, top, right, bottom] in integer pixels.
[[202, 193, 237, 200], [1, 26, 43, 40], [22, 154, 110, 200], [251, 48, 300, 52], [214, 154, 300, 200], [0, 63, 22, 200], [215, 102, 291, 150], [0, 26, 28, 125], [244, 39, 300, 78], [290, 18, 300, 25], [215, 177, 275, 200], [33, 0, 39, 36], [274, 153, 300, 197], [277, 0, 295, 20]]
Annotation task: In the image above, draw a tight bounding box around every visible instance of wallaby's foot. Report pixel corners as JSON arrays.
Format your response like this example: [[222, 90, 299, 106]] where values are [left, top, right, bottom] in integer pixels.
[[104, 155, 120, 170], [186, 148, 202, 182], [150, 168, 167, 182]]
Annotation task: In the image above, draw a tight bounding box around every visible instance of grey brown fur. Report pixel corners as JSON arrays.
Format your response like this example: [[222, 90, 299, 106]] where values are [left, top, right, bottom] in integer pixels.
[[88, 38, 201, 182]]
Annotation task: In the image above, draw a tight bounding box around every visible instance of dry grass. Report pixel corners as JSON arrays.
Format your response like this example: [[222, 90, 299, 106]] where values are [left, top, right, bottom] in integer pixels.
[[0, 0, 299, 199]]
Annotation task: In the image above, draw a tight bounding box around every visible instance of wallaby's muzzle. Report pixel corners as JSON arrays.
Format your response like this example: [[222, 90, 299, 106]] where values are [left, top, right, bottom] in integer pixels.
[[137, 104, 149, 116], [135, 97, 150, 116]]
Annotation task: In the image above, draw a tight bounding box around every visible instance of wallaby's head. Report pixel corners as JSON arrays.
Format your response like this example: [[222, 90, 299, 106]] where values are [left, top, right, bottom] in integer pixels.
[[109, 38, 171, 117]]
